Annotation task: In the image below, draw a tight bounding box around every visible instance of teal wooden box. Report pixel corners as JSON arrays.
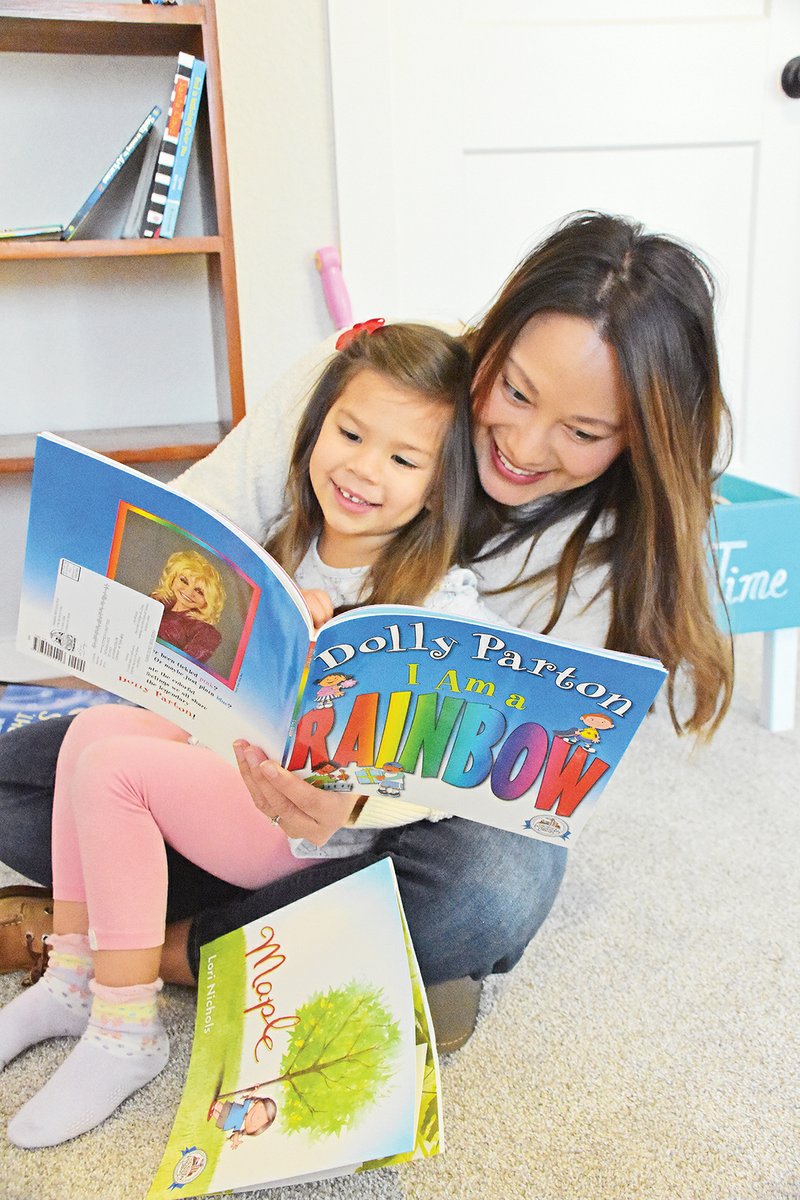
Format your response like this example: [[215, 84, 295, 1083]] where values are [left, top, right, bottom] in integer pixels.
[[713, 474, 800, 634]]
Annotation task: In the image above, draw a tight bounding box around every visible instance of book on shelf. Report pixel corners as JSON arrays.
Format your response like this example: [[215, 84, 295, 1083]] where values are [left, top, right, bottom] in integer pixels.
[[147, 858, 441, 1198], [0, 684, 131, 737], [17, 434, 667, 847], [0, 224, 64, 241], [159, 56, 206, 239], [121, 112, 166, 239], [141, 51, 195, 239], [61, 106, 162, 242]]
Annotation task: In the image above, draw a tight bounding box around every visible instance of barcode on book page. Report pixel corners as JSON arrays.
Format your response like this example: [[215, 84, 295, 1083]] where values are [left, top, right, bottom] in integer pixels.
[[31, 636, 86, 675]]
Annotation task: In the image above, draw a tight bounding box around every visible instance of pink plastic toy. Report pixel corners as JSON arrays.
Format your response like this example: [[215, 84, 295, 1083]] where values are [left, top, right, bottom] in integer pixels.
[[315, 245, 353, 330]]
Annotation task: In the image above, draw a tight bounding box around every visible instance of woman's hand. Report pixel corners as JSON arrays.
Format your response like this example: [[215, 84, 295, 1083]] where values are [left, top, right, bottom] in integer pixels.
[[300, 588, 334, 630], [233, 740, 355, 845]]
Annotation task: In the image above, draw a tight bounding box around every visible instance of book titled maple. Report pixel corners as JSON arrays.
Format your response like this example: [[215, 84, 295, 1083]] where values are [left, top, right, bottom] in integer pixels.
[[147, 859, 441, 1196]]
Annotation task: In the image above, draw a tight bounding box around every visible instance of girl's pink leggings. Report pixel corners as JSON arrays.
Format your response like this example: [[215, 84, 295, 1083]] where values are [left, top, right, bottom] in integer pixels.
[[52, 705, 311, 951]]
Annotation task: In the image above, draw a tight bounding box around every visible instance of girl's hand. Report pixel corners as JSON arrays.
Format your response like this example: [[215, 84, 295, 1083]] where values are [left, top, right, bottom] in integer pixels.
[[233, 740, 355, 845], [300, 588, 334, 630]]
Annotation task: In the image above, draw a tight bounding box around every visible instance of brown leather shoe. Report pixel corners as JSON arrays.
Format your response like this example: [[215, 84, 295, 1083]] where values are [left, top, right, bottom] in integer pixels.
[[0, 885, 54, 981]]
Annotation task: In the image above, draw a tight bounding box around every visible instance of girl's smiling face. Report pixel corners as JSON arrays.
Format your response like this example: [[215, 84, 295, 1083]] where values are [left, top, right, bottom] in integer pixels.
[[309, 368, 449, 568], [472, 312, 628, 507]]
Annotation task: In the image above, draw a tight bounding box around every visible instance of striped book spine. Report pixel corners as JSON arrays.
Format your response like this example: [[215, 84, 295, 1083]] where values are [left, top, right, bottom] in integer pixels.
[[140, 51, 194, 238], [159, 58, 206, 239]]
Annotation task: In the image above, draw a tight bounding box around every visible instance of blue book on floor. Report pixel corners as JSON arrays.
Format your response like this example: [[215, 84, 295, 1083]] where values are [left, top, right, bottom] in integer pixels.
[[0, 685, 131, 736]]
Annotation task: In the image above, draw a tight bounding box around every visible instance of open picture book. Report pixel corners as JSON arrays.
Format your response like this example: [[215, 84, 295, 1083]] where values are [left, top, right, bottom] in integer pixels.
[[147, 858, 441, 1197], [17, 434, 667, 845]]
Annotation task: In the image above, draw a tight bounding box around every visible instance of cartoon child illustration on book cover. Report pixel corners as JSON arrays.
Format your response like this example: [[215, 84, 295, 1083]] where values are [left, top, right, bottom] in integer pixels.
[[553, 712, 616, 753], [208, 1090, 277, 1149], [313, 671, 357, 708], [303, 759, 353, 791], [377, 761, 406, 797]]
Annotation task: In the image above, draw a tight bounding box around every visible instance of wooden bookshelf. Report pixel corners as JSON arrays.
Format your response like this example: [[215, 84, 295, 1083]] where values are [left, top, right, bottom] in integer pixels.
[[0, 5, 208, 55], [0, 1, 244, 473]]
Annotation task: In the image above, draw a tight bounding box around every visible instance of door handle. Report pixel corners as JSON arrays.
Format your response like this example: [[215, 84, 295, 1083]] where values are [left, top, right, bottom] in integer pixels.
[[781, 57, 800, 98]]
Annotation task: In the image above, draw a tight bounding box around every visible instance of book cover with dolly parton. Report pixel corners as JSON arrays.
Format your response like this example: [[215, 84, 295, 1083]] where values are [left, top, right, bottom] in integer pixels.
[[17, 433, 316, 768], [147, 858, 442, 1198]]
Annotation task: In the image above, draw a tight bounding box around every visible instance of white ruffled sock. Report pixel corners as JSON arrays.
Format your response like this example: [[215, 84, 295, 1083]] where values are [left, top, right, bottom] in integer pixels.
[[0, 933, 92, 1070], [7, 978, 169, 1149]]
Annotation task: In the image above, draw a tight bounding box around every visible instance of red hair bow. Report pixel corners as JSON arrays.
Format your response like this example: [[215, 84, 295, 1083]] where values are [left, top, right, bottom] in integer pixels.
[[335, 317, 385, 350]]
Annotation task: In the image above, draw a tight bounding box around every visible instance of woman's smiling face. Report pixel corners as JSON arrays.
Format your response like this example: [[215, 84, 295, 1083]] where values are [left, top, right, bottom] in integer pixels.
[[472, 312, 628, 507], [170, 570, 207, 613]]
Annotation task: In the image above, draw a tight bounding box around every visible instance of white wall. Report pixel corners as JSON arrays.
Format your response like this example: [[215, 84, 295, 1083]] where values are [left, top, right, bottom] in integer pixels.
[[0, 0, 338, 679], [216, 0, 339, 402]]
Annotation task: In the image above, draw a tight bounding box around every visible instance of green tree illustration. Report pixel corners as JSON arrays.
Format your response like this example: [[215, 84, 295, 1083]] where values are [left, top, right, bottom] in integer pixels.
[[218, 980, 402, 1139]]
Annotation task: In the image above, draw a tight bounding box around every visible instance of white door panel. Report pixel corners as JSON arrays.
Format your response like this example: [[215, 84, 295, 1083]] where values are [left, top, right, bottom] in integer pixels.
[[329, 0, 800, 491], [462, 24, 766, 148], [462, 1, 765, 20]]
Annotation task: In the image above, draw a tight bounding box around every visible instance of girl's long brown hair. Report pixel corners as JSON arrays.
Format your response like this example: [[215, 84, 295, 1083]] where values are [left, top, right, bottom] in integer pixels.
[[464, 212, 733, 738], [266, 323, 474, 607]]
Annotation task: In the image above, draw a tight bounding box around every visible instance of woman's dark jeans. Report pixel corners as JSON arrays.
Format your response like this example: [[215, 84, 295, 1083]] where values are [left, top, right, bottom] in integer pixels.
[[0, 717, 567, 986]]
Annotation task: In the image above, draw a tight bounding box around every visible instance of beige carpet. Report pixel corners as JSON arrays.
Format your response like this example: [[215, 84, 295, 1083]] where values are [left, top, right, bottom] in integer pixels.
[[0, 632, 797, 1200]]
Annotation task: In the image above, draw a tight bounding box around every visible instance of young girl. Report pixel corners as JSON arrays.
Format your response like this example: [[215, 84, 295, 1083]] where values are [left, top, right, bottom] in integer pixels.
[[151, 548, 226, 664], [0, 322, 492, 1149]]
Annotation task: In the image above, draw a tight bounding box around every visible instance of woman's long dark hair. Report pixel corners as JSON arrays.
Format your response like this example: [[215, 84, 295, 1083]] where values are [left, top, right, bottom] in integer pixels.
[[266, 323, 474, 607], [464, 211, 733, 737]]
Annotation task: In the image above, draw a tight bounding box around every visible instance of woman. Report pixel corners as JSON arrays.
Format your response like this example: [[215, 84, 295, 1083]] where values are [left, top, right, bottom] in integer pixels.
[[151, 548, 226, 664], [0, 212, 732, 997]]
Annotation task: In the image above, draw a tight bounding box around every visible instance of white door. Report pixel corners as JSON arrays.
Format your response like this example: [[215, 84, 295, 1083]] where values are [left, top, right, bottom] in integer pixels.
[[328, 0, 800, 494]]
